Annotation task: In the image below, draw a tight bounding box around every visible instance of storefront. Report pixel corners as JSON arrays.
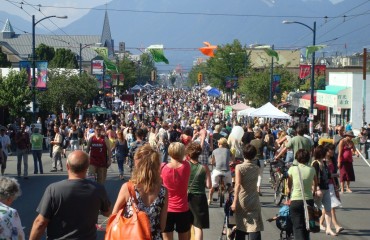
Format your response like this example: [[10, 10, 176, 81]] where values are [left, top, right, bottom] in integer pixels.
[[299, 92, 327, 131], [316, 86, 352, 128]]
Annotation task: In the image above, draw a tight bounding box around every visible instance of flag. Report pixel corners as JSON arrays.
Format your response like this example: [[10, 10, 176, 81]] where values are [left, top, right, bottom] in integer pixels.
[[93, 47, 118, 71], [306, 45, 326, 58], [147, 45, 169, 64], [199, 41, 217, 57], [263, 48, 279, 61]]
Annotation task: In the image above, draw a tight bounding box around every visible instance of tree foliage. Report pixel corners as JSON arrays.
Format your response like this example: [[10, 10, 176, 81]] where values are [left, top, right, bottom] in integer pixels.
[[207, 39, 251, 91], [37, 70, 99, 114], [49, 48, 78, 69], [239, 66, 299, 107], [118, 57, 138, 89], [0, 70, 32, 117], [0, 47, 11, 67], [35, 43, 55, 61], [188, 63, 208, 86]]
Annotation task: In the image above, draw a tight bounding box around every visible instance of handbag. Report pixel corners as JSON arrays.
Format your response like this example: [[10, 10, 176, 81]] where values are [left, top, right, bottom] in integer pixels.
[[105, 182, 152, 240], [296, 166, 321, 233]]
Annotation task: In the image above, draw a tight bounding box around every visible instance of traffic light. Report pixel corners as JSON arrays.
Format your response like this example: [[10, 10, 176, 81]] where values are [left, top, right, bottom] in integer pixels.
[[197, 72, 203, 84]]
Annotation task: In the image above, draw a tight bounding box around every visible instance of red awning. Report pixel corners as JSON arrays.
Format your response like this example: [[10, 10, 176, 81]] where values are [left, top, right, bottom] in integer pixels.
[[301, 93, 326, 111]]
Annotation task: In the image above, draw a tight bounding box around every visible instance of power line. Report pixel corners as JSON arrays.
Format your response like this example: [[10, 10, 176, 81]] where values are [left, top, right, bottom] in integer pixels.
[[4, 0, 370, 19]]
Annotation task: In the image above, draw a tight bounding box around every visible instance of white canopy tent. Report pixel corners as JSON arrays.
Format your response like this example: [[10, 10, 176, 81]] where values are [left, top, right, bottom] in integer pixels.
[[203, 85, 212, 91], [249, 102, 291, 119], [237, 107, 256, 117]]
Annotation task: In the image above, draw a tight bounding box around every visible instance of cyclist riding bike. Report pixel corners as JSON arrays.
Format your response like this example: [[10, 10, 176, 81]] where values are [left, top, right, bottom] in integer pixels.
[[208, 138, 233, 205]]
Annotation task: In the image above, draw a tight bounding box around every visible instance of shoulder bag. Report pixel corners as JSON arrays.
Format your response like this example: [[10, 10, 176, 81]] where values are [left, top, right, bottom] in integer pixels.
[[105, 182, 152, 240], [296, 165, 321, 233]]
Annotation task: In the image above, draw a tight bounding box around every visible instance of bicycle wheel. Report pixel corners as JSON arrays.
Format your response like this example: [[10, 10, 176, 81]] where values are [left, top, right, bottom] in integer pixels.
[[274, 176, 284, 206], [269, 167, 276, 189], [219, 184, 225, 207]]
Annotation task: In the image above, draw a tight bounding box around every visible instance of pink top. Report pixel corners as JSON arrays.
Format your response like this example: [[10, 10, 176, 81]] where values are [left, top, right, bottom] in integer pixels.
[[161, 161, 190, 212]]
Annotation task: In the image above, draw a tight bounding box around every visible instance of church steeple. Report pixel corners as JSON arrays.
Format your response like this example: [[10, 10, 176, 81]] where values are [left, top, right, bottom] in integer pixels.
[[101, 10, 114, 57], [2, 19, 15, 39]]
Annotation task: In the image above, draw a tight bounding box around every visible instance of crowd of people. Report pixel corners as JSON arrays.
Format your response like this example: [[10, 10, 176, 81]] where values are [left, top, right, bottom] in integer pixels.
[[0, 87, 363, 240]]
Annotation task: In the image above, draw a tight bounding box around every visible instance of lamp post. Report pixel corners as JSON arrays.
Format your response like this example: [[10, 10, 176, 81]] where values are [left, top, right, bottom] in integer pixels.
[[283, 20, 316, 134], [79, 43, 101, 76], [32, 14, 67, 122]]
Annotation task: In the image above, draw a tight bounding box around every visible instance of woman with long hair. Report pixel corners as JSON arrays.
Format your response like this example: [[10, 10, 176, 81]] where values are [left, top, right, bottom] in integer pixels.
[[112, 144, 168, 240], [161, 142, 191, 240], [337, 130, 357, 193]]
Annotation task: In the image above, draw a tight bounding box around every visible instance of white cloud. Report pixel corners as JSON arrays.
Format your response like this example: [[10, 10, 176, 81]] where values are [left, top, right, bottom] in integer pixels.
[[4, 0, 111, 29]]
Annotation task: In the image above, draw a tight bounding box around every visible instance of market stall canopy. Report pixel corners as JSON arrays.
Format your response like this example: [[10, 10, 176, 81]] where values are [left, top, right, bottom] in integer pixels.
[[203, 85, 212, 91], [143, 83, 154, 89], [237, 107, 256, 116], [131, 85, 143, 91], [84, 105, 112, 115], [249, 102, 291, 119], [207, 88, 221, 97], [231, 103, 249, 111]]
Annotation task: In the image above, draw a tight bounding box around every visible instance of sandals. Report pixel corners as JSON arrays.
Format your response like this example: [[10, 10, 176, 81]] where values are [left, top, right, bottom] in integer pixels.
[[336, 227, 344, 234]]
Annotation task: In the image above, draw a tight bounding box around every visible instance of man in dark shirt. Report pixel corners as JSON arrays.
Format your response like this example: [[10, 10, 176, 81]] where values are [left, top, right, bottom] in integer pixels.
[[15, 124, 30, 179], [29, 150, 111, 240]]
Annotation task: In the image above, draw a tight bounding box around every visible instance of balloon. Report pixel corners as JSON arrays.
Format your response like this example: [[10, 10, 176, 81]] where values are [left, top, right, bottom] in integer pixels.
[[230, 126, 244, 141]]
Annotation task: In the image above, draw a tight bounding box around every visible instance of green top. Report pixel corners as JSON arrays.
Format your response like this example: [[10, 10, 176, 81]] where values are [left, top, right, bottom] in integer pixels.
[[288, 164, 315, 201], [30, 133, 43, 151], [188, 161, 206, 194], [285, 136, 312, 165]]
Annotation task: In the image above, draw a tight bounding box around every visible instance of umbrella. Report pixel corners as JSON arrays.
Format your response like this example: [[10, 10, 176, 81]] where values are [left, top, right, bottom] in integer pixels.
[[84, 106, 112, 115], [207, 88, 221, 97]]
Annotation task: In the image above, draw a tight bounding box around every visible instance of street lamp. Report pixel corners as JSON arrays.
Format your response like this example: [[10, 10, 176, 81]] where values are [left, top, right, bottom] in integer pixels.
[[32, 14, 67, 122], [283, 20, 316, 134], [79, 42, 101, 76]]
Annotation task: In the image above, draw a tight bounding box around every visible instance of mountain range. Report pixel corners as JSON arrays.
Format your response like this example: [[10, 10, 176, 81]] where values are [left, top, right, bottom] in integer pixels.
[[1, 0, 369, 72]]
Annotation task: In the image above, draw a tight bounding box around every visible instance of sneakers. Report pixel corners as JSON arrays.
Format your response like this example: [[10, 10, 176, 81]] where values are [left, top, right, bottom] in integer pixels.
[[50, 168, 57, 172]]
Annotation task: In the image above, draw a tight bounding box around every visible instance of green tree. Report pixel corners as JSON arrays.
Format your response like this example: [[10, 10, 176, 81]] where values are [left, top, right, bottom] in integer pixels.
[[239, 66, 298, 107], [188, 63, 208, 86], [137, 53, 156, 85], [49, 48, 78, 68], [118, 57, 138, 89], [0, 70, 32, 117], [38, 70, 99, 114], [206, 39, 251, 91], [0, 47, 11, 67], [35, 44, 55, 61]]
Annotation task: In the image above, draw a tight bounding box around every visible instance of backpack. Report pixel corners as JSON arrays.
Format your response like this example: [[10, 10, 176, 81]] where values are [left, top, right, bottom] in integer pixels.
[[313, 133, 319, 143], [276, 205, 292, 231]]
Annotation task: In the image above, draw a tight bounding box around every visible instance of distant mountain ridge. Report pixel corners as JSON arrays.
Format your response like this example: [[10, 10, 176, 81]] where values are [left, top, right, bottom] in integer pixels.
[[1, 0, 369, 71]]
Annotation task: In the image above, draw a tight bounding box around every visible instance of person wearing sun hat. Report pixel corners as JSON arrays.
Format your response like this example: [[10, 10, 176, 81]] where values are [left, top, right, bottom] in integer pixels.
[[337, 130, 358, 193]]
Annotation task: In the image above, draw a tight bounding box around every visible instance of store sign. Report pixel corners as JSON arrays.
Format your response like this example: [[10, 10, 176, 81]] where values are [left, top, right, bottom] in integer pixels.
[[316, 88, 351, 109], [299, 98, 310, 109]]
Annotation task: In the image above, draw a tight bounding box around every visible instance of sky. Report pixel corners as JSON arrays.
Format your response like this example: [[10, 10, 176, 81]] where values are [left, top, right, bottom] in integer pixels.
[[2, 0, 112, 28], [2, 0, 346, 30]]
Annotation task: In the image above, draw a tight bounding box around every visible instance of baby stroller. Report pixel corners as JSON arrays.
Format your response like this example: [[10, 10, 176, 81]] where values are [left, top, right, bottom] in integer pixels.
[[266, 205, 293, 240], [220, 190, 237, 240]]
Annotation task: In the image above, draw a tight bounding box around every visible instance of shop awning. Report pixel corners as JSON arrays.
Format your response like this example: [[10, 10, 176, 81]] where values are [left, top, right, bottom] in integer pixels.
[[299, 92, 326, 111], [316, 86, 351, 109]]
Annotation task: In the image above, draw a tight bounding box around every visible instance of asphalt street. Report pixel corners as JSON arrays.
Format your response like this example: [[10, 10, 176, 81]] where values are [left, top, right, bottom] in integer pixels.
[[5, 151, 370, 240]]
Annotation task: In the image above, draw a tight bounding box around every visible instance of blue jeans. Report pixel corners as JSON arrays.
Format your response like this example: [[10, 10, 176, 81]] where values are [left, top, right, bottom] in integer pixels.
[[161, 145, 169, 163], [17, 148, 28, 177], [116, 153, 125, 175], [32, 150, 43, 174]]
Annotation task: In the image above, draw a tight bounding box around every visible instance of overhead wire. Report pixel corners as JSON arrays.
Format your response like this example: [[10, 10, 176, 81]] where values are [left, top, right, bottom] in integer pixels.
[[4, 0, 370, 19]]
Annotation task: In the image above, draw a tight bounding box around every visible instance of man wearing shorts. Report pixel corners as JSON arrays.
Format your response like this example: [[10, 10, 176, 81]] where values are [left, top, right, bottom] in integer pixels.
[[86, 125, 111, 184]]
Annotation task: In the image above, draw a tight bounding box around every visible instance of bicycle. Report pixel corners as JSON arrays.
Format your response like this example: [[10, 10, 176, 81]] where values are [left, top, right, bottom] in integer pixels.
[[218, 175, 226, 207], [273, 161, 290, 206]]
